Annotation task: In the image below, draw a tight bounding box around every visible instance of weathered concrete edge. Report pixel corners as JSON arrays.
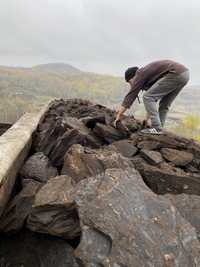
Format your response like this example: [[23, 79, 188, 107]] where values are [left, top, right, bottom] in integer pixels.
[[0, 101, 52, 217]]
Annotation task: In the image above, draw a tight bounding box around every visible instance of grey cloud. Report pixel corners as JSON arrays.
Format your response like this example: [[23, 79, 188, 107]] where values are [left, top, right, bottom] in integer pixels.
[[0, 0, 200, 83]]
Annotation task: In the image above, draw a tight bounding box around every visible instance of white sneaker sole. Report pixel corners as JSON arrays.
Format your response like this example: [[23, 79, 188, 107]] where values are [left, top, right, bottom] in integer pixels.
[[140, 129, 163, 135]]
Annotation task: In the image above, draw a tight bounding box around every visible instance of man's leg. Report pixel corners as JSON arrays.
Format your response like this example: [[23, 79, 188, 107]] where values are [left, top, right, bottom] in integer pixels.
[[143, 71, 189, 129], [159, 71, 190, 127]]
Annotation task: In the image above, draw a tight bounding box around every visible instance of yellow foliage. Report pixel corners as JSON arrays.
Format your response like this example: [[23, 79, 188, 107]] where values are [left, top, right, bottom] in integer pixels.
[[195, 134, 200, 142], [171, 114, 200, 142], [182, 115, 200, 131]]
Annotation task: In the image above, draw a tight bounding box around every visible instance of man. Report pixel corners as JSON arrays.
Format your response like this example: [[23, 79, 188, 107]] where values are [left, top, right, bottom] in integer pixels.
[[114, 60, 189, 134]]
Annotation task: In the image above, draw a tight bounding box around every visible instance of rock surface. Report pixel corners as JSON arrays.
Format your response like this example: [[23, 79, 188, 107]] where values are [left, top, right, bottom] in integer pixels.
[[111, 140, 138, 158], [20, 152, 58, 183], [0, 180, 40, 233], [74, 168, 200, 266], [27, 175, 81, 239], [166, 193, 200, 240], [133, 156, 200, 195], [93, 123, 128, 144], [140, 149, 163, 165], [61, 144, 131, 183], [161, 148, 194, 166]]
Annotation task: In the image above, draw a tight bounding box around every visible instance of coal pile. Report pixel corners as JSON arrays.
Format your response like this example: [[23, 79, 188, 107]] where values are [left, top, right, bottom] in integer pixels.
[[1, 99, 200, 267]]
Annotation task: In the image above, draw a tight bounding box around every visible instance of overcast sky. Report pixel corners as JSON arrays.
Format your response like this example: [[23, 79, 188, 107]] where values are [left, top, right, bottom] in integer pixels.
[[0, 0, 200, 83]]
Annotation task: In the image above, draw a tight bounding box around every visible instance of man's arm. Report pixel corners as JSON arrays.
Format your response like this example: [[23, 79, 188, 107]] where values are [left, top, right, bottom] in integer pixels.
[[122, 85, 142, 109], [114, 71, 144, 127], [122, 71, 144, 109]]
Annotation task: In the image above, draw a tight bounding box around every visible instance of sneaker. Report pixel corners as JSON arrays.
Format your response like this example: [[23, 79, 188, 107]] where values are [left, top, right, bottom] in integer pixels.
[[140, 128, 163, 135]]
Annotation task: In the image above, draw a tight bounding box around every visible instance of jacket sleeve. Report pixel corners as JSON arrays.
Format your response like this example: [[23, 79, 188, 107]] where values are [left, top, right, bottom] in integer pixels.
[[121, 75, 144, 109]]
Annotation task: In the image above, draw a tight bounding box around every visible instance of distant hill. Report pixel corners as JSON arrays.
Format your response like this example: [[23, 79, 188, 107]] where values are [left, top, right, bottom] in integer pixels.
[[32, 63, 82, 75], [0, 63, 199, 124]]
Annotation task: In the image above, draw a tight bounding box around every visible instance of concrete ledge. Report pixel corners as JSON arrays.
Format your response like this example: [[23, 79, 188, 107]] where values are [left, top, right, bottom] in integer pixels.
[[0, 102, 52, 217]]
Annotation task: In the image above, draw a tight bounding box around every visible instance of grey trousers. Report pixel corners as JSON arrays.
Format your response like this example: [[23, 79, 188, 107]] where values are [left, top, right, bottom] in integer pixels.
[[143, 70, 190, 129]]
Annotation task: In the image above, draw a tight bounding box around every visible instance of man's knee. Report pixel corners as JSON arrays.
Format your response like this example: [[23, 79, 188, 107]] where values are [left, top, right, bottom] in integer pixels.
[[143, 92, 155, 105], [159, 100, 170, 112], [143, 92, 150, 104], [159, 104, 169, 113]]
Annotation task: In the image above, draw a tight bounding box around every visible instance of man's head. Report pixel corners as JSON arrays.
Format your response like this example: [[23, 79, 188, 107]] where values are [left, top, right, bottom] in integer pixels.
[[125, 67, 139, 84]]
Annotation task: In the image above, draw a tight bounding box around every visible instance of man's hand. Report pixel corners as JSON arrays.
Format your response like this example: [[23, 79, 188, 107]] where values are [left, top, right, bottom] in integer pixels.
[[113, 106, 127, 128], [113, 118, 120, 128]]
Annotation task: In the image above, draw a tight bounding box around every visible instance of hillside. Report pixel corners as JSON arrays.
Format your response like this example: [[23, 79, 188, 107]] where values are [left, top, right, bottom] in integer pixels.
[[0, 63, 199, 125], [32, 63, 82, 75], [0, 63, 126, 123]]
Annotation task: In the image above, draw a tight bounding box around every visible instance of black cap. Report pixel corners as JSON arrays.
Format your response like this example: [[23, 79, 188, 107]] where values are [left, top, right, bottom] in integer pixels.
[[125, 67, 139, 82]]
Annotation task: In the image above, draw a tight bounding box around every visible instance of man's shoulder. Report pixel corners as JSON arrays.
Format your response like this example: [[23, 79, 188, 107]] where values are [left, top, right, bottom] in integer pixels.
[[144, 59, 186, 68], [143, 59, 173, 67]]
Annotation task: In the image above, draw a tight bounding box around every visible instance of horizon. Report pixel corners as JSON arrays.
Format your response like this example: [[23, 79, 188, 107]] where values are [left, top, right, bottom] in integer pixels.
[[0, 61, 198, 86]]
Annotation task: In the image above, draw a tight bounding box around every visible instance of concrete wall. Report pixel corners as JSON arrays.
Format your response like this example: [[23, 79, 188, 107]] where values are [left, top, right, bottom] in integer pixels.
[[0, 103, 51, 217]]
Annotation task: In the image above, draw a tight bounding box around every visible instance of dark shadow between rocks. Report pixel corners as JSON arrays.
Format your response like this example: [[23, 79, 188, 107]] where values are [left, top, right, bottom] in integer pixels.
[[0, 229, 81, 267], [67, 234, 81, 249], [82, 116, 106, 130]]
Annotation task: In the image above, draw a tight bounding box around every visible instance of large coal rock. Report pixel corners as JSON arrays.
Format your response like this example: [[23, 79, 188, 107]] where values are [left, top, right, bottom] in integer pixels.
[[140, 149, 163, 165], [166, 193, 200, 240], [0, 230, 80, 267], [33, 116, 69, 155], [61, 145, 104, 183], [47, 126, 102, 168], [93, 123, 128, 144], [132, 156, 200, 195], [131, 131, 200, 158], [48, 129, 86, 167], [60, 116, 103, 149], [61, 144, 132, 183], [121, 116, 140, 132], [73, 168, 200, 266], [110, 140, 138, 158], [161, 148, 194, 166], [27, 175, 81, 239], [0, 180, 40, 233], [20, 152, 58, 183]]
